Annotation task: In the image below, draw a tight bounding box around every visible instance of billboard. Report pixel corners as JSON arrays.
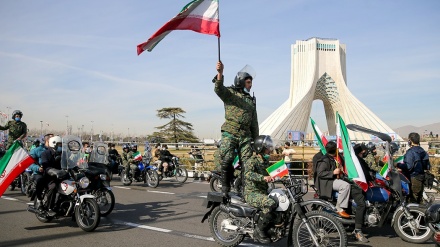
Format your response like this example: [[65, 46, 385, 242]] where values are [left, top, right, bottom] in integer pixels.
[[287, 130, 305, 141]]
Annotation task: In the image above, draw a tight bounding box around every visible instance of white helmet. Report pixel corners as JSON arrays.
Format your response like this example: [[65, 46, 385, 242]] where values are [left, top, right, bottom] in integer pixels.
[[49, 136, 62, 148]]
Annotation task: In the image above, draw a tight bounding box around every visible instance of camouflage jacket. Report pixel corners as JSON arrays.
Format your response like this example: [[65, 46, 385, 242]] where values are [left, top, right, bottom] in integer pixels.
[[213, 76, 258, 140], [244, 154, 271, 195], [213, 148, 221, 171], [365, 153, 382, 172], [121, 151, 129, 166], [0, 120, 27, 147]]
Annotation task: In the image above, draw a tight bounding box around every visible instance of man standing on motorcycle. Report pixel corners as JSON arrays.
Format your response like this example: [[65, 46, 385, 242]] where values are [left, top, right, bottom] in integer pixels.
[[35, 136, 62, 213], [0, 110, 27, 150], [243, 135, 276, 244], [398, 132, 431, 204], [213, 61, 259, 199], [315, 141, 351, 218]]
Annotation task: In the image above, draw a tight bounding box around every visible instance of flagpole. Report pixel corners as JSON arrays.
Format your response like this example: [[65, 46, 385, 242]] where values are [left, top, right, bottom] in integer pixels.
[[217, 0, 221, 61]]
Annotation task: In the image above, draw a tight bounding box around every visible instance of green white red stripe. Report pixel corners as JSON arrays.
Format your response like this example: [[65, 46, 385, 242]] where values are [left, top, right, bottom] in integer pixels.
[[394, 156, 404, 165], [310, 118, 328, 155], [338, 113, 368, 191], [133, 151, 143, 161], [266, 160, 288, 179], [232, 155, 240, 169], [0, 142, 34, 196], [380, 155, 402, 178], [137, 0, 220, 55]]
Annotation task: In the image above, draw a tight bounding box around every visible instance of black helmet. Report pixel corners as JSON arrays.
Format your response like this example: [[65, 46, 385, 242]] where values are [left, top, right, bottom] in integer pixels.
[[425, 203, 440, 223], [33, 139, 40, 145], [253, 135, 274, 154], [390, 142, 399, 154], [366, 142, 376, 152], [12, 110, 23, 119], [131, 143, 138, 149], [234, 72, 252, 89], [122, 144, 129, 150]]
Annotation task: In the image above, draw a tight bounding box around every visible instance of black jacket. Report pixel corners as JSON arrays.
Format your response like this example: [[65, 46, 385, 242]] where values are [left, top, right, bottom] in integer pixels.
[[40, 147, 61, 174]]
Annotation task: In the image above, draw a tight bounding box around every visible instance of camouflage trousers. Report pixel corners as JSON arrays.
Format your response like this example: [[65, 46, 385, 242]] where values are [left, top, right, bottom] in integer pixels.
[[244, 191, 276, 214], [410, 176, 425, 204], [219, 131, 253, 169]]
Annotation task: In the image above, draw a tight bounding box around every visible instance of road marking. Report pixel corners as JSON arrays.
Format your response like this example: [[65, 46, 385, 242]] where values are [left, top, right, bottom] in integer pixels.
[[199, 195, 207, 198], [147, 190, 175, 194], [123, 222, 172, 233], [114, 186, 131, 190], [182, 233, 213, 241], [1, 196, 18, 201]]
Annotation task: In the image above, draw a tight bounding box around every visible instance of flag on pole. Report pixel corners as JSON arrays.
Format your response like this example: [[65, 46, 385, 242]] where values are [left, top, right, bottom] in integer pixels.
[[334, 114, 345, 172], [266, 160, 289, 179], [133, 151, 143, 161], [380, 155, 402, 178], [137, 0, 220, 55], [310, 118, 328, 155], [0, 142, 34, 196], [394, 156, 404, 165], [337, 113, 368, 191]]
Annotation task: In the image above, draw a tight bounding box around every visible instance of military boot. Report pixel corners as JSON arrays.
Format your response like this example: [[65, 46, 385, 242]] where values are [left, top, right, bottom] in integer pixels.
[[254, 215, 271, 244]]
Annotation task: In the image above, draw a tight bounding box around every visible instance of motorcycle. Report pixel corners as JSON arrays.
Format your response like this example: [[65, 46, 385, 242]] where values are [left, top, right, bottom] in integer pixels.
[[425, 203, 440, 246], [120, 156, 160, 188], [202, 175, 347, 247], [209, 170, 242, 193], [156, 156, 188, 183], [315, 124, 433, 243], [27, 135, 100, 232]]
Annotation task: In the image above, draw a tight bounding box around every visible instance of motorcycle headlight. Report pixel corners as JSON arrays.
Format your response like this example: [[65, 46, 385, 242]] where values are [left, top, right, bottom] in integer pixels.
[[100, 174, 107, 180], [79, 177, 90, 189]]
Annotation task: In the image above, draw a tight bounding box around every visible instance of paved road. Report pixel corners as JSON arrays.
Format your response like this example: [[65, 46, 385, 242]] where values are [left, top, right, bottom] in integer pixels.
[[0, 177, 435, 247]]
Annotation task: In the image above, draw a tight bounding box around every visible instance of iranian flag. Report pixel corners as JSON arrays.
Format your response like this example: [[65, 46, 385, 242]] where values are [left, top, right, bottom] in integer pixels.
[[334, 115, 345, 173], [310, 118, 328, 155], [394, 156, 404, 165], [0, 142, 34, 196], [380, 155, 403, 178], [232, 155, 240, 169], [337, 113, 368, 191], [266, 160, 289, 179], [137, 0, 220, 55], [133, 151, 143, 162]]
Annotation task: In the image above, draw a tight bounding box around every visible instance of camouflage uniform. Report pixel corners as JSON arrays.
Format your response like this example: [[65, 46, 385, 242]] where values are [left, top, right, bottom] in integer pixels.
[[365, 153, 381, 172], [244, 155, 275, 214], [121, 150, 130, 175], [0, 120, 27, 149], [213, 75, 259, 194], [213, 148, 221, 171]]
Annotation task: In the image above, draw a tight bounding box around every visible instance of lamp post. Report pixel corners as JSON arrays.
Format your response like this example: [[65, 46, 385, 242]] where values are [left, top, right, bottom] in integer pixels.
[[128, 128, 130, 142], [40, 121, 43, 136], [65, 115, 69, 135], [91, 121, 94, 142], [81, 125, 84, 140]]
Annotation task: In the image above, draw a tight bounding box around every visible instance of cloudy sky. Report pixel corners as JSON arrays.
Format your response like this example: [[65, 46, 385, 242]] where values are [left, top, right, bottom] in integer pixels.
[[0, 0, 438, 140]]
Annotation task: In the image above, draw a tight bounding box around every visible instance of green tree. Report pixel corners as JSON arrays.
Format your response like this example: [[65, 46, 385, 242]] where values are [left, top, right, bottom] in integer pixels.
[[155, 107, 199, 146]]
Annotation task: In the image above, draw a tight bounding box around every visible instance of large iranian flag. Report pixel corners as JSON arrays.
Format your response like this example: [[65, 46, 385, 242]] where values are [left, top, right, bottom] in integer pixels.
[[0, 142, 34, 196], [337, 113, 368, 191], [266, 160, 289, 179], [310, 118, 328, 155], [137, 0, 220, 55]]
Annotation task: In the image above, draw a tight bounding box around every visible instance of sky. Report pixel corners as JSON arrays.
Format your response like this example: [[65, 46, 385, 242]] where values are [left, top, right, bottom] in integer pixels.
[[0, 0, 439, 140]]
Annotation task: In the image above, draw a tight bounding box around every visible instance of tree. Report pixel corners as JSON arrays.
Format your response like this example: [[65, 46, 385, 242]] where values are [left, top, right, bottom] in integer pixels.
[[155, 107, 199, 146]]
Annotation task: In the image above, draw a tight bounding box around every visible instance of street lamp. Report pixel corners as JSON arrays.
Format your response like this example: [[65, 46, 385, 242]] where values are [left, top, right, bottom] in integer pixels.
[[128, 128, 130, 141], [65, 115, 69, 135], [91, 121, 94, 142], [40, 121, 43, 136]]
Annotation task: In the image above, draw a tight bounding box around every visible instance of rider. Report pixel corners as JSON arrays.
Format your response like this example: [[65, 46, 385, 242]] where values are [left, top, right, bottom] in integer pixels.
[[365, 142, 383, 172], [30, 138, 41, 151], [121, 144, 131, 177], [214, 61, 259, 199], [35, 136, 62, 213], [29, 134, 53, 195], [0, 110, 28, 149], [352, 143, 376, 243], [158, 144, 175, 174], [243, 135, 276, 244], [108, 143, 120, 170], [315, 141, 351, 218]]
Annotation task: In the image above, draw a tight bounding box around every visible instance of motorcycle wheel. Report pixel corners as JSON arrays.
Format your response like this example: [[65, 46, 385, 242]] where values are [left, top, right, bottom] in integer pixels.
[[292, 210, 347, 247], [34, 198, 53, 223], [209, 206, 244, 247], [393, 206, 433, 243], [75, 198, 101, 232], [209, 177, 222, 192], [120, 173, 132, 186], [174, 167, 188, 184], [145, 170, 159, 188], [94, 189, 115, 217]]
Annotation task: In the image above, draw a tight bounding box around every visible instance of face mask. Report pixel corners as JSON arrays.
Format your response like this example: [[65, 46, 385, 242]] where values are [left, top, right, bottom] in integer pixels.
[[56, 146, 62, 152], [263, 154, 270, 160], [15, 117, 21, 122], [243, 88, 250, 94], [362, 153, 368, 158]]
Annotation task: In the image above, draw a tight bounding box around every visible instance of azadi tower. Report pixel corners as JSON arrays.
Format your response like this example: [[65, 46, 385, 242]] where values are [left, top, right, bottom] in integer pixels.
[[259, 37, 401, 142]]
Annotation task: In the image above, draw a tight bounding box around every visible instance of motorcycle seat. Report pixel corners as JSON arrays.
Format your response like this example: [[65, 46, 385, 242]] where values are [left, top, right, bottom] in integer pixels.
[[47, 169, 68, 180]]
